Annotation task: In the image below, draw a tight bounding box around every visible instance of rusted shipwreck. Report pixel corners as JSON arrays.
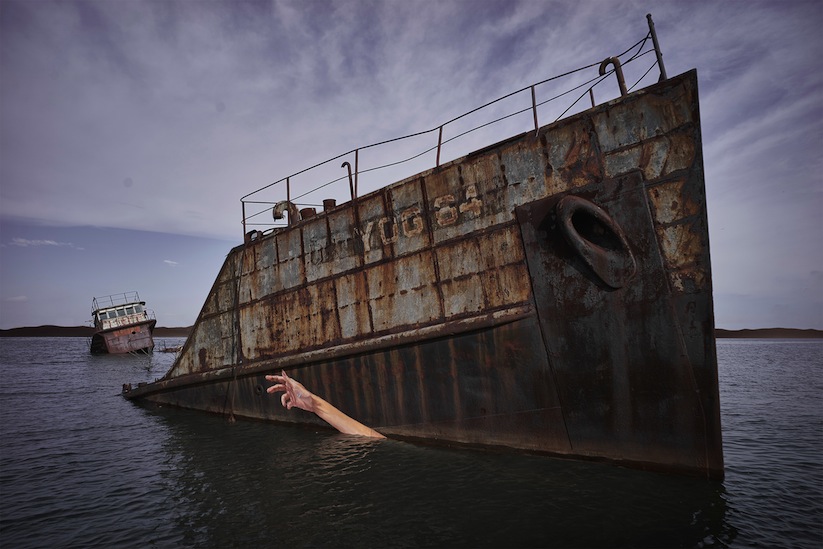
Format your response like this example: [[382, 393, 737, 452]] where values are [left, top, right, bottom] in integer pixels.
[[124, 22, 724, 480], [91, 292, 156, 354]]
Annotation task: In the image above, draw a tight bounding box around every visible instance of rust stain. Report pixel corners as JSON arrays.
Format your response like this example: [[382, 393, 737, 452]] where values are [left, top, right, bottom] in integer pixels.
[[656, 223, 703, 270], [647, 179, 701, 224]]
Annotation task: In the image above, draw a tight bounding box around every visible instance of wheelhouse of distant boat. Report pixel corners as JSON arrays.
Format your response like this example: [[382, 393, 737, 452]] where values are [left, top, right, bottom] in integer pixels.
[[95, 304, 147, 325]]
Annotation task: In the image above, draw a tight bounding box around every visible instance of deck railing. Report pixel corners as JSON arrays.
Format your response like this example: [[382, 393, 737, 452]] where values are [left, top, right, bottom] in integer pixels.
[[91, 291, 145, 314], [241, 15, 667, 240]]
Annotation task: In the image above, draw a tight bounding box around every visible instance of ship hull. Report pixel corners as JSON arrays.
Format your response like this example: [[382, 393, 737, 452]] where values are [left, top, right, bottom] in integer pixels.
[[91, 319, 156, 354], [125, 310, 717, 478], [124, 70, 724, 479]]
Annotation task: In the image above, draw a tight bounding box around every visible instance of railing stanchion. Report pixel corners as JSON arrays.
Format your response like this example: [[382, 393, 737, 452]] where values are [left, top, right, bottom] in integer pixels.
[[242, 201, 247, 237], [286, 177, 292, 227], [436, 126, 443, 167], [531, 85, 539, 135], [647, 14, 667, 81], [354, 148, 359, 198]]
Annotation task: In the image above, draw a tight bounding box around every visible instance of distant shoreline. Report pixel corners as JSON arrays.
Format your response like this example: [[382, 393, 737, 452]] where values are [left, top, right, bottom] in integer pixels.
[[713, 328, 822, 339], [0, 326, 191, 337], [0, 325, 820, 339]]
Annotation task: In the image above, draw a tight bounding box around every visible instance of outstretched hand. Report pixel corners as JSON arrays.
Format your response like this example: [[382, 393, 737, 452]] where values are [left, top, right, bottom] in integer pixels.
[[265, 370, 385, 438], [265, 370, 315, 413]]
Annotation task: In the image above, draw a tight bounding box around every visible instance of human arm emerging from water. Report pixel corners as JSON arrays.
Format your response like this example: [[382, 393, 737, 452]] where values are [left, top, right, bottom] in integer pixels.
[[265, 371, 385, 439]]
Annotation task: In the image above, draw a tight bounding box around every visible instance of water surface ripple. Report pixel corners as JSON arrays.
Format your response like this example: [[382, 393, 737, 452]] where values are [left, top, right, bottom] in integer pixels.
[[1, 337, 820, 547]]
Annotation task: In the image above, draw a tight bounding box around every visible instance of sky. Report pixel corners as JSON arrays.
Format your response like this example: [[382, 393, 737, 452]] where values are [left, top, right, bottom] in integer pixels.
[[1, 0, 821, 330]]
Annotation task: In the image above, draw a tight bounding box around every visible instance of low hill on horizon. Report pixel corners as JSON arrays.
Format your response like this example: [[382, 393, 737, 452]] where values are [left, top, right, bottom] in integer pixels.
[[713, 328, 822, 339], [1, 325, 820, 339], [0, 325, 191, 337]]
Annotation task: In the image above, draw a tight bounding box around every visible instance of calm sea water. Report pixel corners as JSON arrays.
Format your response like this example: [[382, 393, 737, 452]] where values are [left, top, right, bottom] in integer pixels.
[[0, 337, 820, 548]]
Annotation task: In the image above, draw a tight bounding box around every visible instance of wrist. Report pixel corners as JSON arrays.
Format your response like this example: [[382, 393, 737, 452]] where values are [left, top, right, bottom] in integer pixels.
[[309, 393, 328, 416]]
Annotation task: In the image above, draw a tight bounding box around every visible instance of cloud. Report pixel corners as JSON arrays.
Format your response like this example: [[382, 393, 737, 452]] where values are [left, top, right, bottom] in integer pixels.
[[4, 296, 28, 303], [8, 238, 82, 250], [0, 0, 674, 240], [1, 0, 821, 330]]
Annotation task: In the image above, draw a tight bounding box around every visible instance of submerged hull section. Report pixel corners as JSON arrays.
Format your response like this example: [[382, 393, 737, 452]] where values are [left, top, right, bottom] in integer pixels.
[[124, 71, 724, 479], [127, 315, 572, 451]]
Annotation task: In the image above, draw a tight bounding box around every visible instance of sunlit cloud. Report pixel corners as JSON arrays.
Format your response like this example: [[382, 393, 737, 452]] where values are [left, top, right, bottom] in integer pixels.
[[163, 259, 179, 267]]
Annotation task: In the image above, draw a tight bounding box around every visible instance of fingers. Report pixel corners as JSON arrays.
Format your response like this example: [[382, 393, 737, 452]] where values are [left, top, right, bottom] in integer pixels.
[[266, 371, 300, 411], [266, 373, 294, 388], [265, 374, 289, 395]]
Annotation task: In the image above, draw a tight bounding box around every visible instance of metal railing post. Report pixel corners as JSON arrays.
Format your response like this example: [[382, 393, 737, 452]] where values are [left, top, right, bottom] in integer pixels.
[[531, 85, 539, 135], [286, 177, 292, 227], [242, 201, 247, 236], [436, 126, 443, 167], [647, 14, 667, 81]]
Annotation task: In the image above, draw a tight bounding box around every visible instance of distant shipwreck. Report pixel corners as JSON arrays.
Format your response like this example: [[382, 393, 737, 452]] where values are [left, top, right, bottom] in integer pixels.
[[124, 16, 724, 479], [90, 292, 156, 354]]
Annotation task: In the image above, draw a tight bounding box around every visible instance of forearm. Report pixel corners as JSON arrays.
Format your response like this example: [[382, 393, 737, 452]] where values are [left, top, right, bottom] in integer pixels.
[[311, 395, 385, 439]]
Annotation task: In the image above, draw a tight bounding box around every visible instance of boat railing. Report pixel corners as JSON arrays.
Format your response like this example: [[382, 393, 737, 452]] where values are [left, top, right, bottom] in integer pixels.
[[92, 291, 144, 314], [240, 15, 668, 240]]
